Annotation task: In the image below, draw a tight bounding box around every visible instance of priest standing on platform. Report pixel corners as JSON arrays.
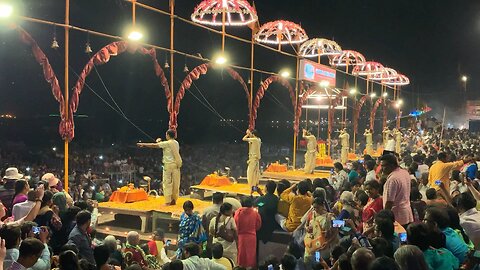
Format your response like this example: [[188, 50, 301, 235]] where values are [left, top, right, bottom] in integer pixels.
[[339, 128, 350, 165], [364, 129, 373, 156], [303, 129, 317, 174], [137, 129, 182, 206], [243, 129, 261, 191]]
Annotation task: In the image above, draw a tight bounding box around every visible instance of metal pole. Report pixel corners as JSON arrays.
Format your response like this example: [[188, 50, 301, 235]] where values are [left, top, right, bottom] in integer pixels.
[[250, 32, 254, 114], [439, 107, 446, 149], [64, 0, 70, 192], [293, 56, 300, 169], [221, 9, 225, 52], [317, 105, 321, 139]]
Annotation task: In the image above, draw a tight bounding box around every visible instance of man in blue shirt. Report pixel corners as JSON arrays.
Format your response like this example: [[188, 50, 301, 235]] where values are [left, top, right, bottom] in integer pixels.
[[464, 154, 478, 180]]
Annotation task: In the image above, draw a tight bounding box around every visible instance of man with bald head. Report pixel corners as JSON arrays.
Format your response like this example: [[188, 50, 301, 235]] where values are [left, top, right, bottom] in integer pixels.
[[351, 247, 375, 270], [124, 231, 149, 268]]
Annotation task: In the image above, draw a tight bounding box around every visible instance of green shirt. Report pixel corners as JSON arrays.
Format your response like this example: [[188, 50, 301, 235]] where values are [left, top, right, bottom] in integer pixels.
[[423, 247, 459, 270]]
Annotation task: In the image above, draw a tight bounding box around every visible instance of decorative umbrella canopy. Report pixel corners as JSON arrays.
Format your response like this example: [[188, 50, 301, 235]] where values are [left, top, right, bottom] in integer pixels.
[[370, 67, 398, 81], [254, 20, 308, 45], [352, 61, 385, 76], [191, 0, 258, 26], [383, 73, 410, 86], [329, 50, 366, 67], [298, 38, 342, 57]]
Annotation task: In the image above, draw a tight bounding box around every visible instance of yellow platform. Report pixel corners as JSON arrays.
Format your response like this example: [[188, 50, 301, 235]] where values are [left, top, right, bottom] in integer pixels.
[[99, 196, 212, 217], [190, 183, 264, 197], [262, 169, 331, 181]]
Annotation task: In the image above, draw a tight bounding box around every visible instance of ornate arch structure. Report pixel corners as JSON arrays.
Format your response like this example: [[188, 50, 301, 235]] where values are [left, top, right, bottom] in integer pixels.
[[70, 41, 171, 141], [249, 75, 295, 130], [170, 63, 250, 130]]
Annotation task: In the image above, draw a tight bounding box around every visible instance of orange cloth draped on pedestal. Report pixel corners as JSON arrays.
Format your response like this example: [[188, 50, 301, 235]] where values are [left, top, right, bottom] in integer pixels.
[[109, 189, 148, 203], [200, 174, 232, 187], [265, 163, 288, 172], [316, 156, 333, 166]]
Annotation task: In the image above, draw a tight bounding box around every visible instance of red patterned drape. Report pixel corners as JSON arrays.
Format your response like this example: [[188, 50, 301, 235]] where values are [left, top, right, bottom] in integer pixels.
[[169, 63, 250, 130], [353, 95, 371, 134], [249, 75, 295, 130], [70, 41, 171, 141], [294, 84, 315, 134], [15, 26, 68, 139], [370, 98, 384, 130]]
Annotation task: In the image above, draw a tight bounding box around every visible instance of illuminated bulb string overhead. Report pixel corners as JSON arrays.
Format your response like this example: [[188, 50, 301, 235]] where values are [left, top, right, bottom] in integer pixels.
[[298, 38, 342, 57], [254, 20, 308, 45], [352, 61, 385, 76], [370, 67, 398, 81], [330, 50, 366, 67], [191, 0, 258, 26]]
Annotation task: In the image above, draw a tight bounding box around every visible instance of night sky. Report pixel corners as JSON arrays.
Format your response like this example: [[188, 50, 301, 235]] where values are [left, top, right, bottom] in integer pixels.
[[0, 0, 479, 146]]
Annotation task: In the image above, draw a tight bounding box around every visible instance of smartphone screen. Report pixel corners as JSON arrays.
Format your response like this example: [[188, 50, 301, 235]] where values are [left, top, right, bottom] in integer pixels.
[[435, 180, 442, 186], [315, 251, 321, 262], [358, 236, 372, 249], [332, 220, 345, 228], [399, 232, 407, 243], [32, 226, 41, 235], [252, 186, 258, 192], [267, 264, 274, 270]]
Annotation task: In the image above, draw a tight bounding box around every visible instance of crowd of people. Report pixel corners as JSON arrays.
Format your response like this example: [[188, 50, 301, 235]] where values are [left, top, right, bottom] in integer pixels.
[[1, 127, 480, 270], [162, 127, 480, 270]]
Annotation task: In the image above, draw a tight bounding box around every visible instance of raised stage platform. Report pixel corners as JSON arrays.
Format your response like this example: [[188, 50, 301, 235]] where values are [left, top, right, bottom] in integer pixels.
[[190, 183, 264, 199], [98, 197, 212, 233], [262, 169, 331, 181]]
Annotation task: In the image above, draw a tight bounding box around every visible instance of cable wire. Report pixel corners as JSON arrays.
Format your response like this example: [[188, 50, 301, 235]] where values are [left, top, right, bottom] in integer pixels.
[[173, 76, 243, 133], [69, 67, 155, 141], [90, 55, 128, 118]]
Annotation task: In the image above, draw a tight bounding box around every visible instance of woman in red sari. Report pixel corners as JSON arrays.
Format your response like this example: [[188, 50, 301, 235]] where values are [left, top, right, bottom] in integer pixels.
[[363, 180, 384, 236], [234, 196, 261, 268]]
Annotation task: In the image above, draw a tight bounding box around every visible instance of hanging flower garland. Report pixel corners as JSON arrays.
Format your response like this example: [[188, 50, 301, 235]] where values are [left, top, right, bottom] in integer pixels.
[[14, 26, 69, 140], [249, 75, 295, 130]]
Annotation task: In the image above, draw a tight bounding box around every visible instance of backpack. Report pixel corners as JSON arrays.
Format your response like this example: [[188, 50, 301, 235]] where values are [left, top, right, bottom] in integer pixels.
[[215, 217, 235, 242]]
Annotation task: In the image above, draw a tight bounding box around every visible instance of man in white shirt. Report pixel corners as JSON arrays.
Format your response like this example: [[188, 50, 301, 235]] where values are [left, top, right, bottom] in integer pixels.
[[138, 129, 182, 206], [12, 191, 36, 221], [181, 243, 226, 270], [364, 160, 377, 183], [413, 155, 429, 175], [331, 162, 348, 191], [385, 134, 396, 153], [452, 191, 480, 250]]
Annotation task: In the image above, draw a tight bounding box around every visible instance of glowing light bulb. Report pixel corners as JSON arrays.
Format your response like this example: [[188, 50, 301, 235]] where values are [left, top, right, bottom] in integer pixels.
[[128, 31, 143, 41], [280, 70, 290, 78], [0, 3, 13, 18]]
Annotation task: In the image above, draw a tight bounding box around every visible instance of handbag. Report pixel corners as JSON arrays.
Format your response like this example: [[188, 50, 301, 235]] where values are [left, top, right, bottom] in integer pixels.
[[215, 217, 235, 242]]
